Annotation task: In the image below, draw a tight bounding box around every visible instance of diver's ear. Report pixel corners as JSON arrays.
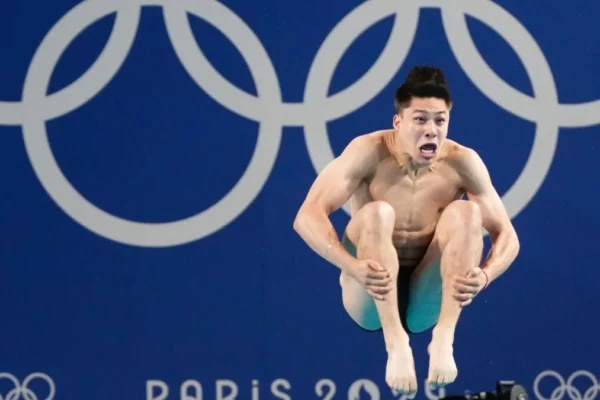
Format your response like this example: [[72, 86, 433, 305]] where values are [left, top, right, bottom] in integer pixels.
[[393, 113, 402, 129]]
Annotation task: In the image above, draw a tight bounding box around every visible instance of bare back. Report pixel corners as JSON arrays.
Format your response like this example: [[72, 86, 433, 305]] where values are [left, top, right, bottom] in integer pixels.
[[349, 130, 466, 265]]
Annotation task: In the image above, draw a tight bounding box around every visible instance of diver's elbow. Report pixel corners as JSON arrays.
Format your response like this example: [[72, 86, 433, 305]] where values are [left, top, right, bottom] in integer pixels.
[[511, 228, 521, 258], [293, 207, 309, 235]]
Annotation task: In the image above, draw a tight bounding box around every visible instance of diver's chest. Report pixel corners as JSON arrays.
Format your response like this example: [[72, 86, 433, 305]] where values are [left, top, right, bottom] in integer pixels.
[[368, 172, 459, 205]]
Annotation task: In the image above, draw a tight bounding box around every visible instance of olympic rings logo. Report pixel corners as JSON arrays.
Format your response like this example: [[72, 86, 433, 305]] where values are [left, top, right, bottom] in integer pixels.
[[1, 0, 599, 247], [534, 371, 600, 400], [0, 373, 55, 400]]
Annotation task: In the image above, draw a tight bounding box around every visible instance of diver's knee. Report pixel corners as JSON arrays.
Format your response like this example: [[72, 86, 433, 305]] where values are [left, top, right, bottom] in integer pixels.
[[361, 201, 396, 234], [443, 200, 482, 232]]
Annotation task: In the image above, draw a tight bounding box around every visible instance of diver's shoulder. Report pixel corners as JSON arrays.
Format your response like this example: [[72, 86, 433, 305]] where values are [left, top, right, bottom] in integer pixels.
[[442, 139, 478, 160], [347, 129, 395, 156], [441, 139, 484, 170]]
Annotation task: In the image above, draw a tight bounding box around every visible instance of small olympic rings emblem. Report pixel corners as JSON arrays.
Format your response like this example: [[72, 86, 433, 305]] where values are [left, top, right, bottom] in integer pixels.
[[0, 373, 55, 400], [534, 370, 600, 400]]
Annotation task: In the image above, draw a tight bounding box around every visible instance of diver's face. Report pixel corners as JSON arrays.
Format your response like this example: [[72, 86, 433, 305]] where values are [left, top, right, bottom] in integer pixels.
[[393, 97, 450, 165]]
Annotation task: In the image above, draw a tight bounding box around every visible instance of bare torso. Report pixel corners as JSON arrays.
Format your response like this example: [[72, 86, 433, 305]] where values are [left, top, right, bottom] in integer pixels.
[[350, 130, 466, 267]]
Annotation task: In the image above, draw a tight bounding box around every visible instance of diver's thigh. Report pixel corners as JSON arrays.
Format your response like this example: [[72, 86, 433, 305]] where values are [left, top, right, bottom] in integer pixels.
[[405, 257, 443, 334], [339, 228, 382, 331]]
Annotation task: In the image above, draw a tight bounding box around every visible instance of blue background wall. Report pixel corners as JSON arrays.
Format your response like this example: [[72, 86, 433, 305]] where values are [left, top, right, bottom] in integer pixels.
[[1, 0, 599, 399]]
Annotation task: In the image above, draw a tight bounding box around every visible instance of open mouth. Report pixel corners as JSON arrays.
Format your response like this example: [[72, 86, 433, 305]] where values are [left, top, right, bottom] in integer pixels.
[[419, 143, 437, 158]]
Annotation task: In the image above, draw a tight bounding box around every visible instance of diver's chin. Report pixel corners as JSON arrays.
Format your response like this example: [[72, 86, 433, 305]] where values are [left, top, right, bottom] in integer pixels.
[[414, 151, 437, 165], [407, 155, 434, 171]]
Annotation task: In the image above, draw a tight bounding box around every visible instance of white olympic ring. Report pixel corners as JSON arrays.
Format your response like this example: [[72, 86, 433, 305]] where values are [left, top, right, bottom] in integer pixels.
[[0, 0, 599, 247], [0, 373, 55, 400], [534, 370, 600, 400]]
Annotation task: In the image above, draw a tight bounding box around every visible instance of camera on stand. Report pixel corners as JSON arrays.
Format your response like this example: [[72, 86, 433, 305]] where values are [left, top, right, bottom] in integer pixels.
[[441, 380, 529, 400]]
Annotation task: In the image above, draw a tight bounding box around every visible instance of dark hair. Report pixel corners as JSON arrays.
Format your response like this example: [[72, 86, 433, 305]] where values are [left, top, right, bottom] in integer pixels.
[[394, 65, 452, 113]]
